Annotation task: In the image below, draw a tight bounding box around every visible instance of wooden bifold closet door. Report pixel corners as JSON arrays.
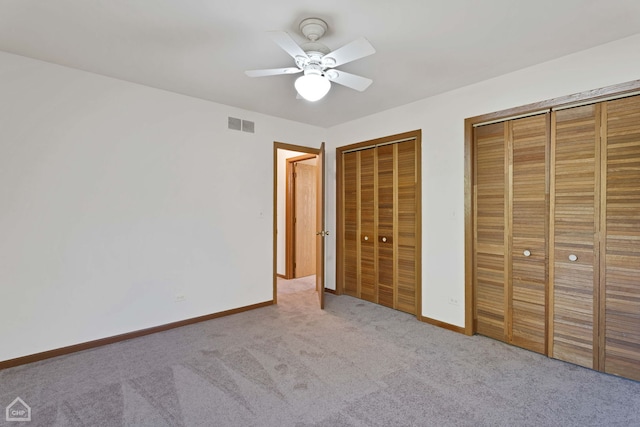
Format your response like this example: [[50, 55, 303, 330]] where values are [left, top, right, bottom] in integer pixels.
[[550, 104, 599, 369], [473, 113, 548, 354], [601, 96, 640, 380], [472, 91, 640, 381], [473, 122, 507, 340], [341, 139, 419, 315], [551, 96, 640, 380]]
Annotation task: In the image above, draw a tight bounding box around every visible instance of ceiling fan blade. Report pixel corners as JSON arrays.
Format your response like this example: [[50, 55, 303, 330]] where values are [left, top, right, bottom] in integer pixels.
[[268, 31, 309, 60], [245, 67, 302, 77], [326, 70, 372, 92], [322, 37, 375, 67]]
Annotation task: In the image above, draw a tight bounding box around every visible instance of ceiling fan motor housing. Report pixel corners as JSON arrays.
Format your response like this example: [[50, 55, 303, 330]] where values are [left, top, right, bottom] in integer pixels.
[[296, 50, 329, 67]]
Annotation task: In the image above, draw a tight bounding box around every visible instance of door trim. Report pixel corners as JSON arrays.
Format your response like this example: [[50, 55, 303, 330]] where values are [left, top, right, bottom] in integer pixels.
[[316, 142, 326, 309]]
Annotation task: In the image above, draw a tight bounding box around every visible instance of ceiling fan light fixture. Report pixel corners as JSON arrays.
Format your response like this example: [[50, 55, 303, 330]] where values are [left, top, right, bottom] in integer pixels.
[[295, 73, 330, 102], [245, 19, 375, 102]]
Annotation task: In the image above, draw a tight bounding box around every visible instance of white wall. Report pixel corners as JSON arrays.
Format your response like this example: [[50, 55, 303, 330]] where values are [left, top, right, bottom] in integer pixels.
[[0, 52, 325, 362], [326, 33, 640, 327]]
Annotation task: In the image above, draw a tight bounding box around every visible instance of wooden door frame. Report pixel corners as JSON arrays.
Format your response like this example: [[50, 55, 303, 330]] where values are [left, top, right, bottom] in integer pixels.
[[335, 129, 422, 319], [285, 153, 318, 279], [273, 142, 321, 304], [464, 79, 640, 337]]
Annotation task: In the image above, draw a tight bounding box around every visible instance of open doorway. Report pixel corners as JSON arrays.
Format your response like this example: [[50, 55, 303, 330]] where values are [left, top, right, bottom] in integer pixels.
[[286, 154, 317, 279], [273, 142, 325, 308]]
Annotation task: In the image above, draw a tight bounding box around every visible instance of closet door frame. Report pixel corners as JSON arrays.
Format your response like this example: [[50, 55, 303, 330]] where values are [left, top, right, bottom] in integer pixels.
[[464, 79, 640, 336], [336, 129, 422, 319]]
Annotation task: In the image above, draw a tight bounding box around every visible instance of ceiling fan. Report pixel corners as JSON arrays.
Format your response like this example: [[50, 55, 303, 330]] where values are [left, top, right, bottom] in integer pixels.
[[245, 18, 376, 102]]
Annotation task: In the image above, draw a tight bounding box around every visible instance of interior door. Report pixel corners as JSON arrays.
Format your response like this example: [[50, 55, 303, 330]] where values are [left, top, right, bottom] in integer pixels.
[[316, 143, 325, 309], [294, 162, 316, 277]]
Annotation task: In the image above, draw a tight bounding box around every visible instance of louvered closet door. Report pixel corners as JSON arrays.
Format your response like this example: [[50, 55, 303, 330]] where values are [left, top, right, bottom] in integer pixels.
[[474, 122, 506, 340], [343, 151, 358, 297], [360, 148, 377, 303], [510, 114, 548, 354], [551, 105, 599, 369], [474, 116, 548, 351], [377, 144, 395, 308], [471, 87, 640, 380], [341, 139, 418, 315], [343, 149, 376, 301], [396, 140, 418, 314], [603, 95, 640, 381]]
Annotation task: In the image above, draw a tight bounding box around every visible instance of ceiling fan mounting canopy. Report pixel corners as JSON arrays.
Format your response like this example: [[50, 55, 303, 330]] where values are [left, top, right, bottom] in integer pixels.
[[299, 18, 328, 42], [245, 17, 376, 101]]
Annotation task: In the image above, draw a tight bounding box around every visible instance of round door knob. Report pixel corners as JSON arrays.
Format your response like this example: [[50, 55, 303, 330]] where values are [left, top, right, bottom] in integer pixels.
[[523, 250, 531, 257], [382, 237, 387, 243], [364, 236, 369, 241], [568, 254, 578, 262]]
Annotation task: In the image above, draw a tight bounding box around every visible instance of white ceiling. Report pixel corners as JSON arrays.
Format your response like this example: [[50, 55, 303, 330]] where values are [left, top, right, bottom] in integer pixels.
[[1, 0, 639, 127]]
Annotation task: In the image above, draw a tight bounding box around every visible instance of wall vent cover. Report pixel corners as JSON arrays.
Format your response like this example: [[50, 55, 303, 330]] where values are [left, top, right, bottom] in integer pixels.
[[228, 117, 241, 131], [242, 120, 255, 133]]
